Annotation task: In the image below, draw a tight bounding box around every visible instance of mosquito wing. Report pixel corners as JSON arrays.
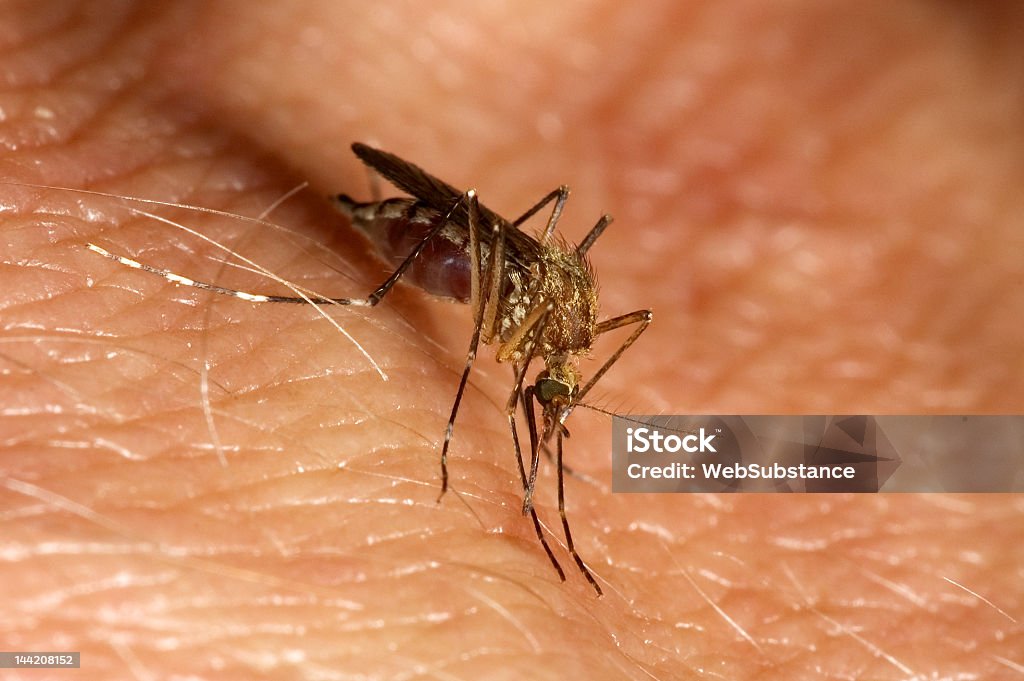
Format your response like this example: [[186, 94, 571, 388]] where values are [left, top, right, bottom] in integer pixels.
[[351, 143, 543, 268]]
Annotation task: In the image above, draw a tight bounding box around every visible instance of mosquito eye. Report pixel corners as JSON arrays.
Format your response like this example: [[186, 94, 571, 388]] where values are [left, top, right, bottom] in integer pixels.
[[536, 377, 571, 404]]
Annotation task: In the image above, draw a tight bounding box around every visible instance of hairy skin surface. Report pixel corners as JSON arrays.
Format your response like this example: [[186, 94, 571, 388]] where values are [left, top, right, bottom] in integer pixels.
[[2, 2, 1022, 679]]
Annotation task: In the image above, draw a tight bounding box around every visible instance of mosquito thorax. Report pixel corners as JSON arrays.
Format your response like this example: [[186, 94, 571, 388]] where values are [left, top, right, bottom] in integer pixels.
[[536, 243, 599, 357]]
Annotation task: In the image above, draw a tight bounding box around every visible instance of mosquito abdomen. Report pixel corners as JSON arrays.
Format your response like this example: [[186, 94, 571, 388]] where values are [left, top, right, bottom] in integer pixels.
[[335, 195, 472, 303]]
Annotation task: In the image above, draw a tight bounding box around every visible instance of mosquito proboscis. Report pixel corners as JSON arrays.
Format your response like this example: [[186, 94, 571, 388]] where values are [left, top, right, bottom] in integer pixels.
[[81, 143, 652, 596]]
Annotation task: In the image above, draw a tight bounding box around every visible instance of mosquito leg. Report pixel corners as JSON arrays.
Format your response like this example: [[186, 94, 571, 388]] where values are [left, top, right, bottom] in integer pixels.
[[537, 438, 599, 486], [511, 185, 569, 235], [508, 385, 565, 582], [437, 189, 487, 500], [437, 333, 483, 497], [506, 363, 534, 487], [518, 382, 543, 516], [478, 217, 507, 346], [552, 415, 603, 596], [529, 419, 599, 503], [88, 194, 466, 308], [576, 214, 613, 256], [83, 244, 319, 304], [438, 189, 512, 500], [507, 367, 531, 485], [557, 309, 653, 430], [501, 322, 547, 514], [511, 317, 555, 517]]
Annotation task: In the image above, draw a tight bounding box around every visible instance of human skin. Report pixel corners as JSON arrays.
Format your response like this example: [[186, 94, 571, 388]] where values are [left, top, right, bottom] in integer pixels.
[[2, 1, 1022, 679]]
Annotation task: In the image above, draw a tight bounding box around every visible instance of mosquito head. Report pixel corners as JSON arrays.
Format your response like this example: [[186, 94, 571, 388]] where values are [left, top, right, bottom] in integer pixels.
[[532, 360, 581, 446], [535, 375, 573, 405], [534, 361, 580, 409]]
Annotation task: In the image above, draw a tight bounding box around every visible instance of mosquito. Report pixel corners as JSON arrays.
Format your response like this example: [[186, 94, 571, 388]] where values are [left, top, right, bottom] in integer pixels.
[[86, 143, 652, 596]]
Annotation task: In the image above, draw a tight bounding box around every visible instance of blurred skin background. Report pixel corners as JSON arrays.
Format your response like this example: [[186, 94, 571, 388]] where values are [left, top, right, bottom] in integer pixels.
[[1, 2, 1022, 678]]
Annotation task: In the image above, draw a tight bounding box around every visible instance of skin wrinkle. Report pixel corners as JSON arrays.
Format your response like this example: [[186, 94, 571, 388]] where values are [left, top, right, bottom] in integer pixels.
[[1, 1, 1023, 679]]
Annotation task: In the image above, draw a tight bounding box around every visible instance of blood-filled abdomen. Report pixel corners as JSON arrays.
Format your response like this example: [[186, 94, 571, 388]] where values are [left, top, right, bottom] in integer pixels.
[[335, 196, 472, 303]]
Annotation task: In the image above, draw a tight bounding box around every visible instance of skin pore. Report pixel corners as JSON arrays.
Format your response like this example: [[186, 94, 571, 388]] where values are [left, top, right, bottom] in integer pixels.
[[2, 2, 1022, 678]]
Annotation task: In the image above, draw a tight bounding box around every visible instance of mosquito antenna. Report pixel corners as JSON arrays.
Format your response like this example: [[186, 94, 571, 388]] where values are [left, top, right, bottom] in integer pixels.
[[572, 403, 704, 440]]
